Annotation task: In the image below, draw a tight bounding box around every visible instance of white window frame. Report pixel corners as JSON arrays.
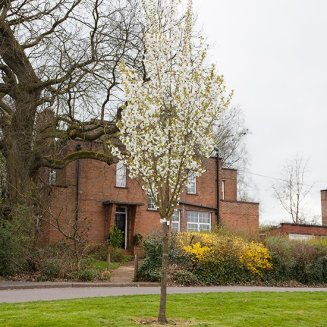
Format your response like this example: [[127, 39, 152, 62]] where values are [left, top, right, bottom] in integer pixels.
[[171, 210, 181, 232], [187, 211, 211, 232], [147, 192, 156, 210], [116, 161, 127, 188], [115, 206, 128, 249], [289, 234, 314, 241], [187, 172, 197, 194], [221, 180, 225, 200], [49, 169, 57, 185]]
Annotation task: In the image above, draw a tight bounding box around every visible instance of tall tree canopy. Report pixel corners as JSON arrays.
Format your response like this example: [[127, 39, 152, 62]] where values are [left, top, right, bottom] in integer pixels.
[[0, 0, 143, 204]]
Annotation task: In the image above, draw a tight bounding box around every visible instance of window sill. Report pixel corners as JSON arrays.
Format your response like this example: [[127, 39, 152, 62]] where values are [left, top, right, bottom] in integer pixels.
[[50, 184, 68, 188], [114, 186, 128, 189]]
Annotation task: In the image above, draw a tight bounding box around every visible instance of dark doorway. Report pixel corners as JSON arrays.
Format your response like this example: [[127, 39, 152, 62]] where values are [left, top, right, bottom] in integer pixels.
[[115, 206, 127, 249]]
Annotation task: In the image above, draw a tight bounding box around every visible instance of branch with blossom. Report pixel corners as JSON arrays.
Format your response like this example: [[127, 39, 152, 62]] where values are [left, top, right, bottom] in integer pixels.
[[116, 0, 231, 219], [113, 0, 232, 322]]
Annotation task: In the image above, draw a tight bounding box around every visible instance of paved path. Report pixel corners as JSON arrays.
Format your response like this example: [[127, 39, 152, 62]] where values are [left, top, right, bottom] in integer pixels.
[[109, 260, 135, 283], [1, 286, 327, 303]]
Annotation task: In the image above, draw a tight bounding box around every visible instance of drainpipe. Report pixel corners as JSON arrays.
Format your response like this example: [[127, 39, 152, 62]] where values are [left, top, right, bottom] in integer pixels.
[[75, 144, 82, 223], [215, 149, 220, 226]]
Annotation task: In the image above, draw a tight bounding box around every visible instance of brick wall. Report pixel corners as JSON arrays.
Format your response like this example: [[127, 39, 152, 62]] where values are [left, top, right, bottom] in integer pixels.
[[181, 158, 217, 208], [220, 200, 259, 235], [321, 190, 327, 226], [46, 146, 260, 248], [269, 223, 327, 237], [220, 168, 237, 201]]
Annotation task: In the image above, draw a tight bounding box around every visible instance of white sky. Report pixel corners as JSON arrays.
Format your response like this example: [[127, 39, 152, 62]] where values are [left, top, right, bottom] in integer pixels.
[[193, 0, 327, 225]]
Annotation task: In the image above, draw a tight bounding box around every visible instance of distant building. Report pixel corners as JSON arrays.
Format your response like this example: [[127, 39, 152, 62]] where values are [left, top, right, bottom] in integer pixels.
[[321, 189, 327, 226], [267, 223, 327, 240], [264, 190, 327, 240], [42, 141, 259, 251]]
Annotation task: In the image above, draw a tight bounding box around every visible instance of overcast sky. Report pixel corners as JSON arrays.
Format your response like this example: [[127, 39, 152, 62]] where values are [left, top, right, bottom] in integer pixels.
[[193, 0, 327, 225]]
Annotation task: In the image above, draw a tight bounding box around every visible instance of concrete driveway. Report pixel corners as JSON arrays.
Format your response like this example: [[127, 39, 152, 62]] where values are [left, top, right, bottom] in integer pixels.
[[1, 286, 327, 303]]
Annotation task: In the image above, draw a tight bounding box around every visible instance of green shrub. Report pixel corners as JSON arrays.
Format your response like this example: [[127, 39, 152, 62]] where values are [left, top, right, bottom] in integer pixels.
[[87, 243, 109, 261], [139, 231, 272, 285], [133, 233, 143, 246], [137, 234, 163, 281], [0, 203, 37, 276], [77, 268, 98, 281], [108, 226, 124, 248], [136, 231, 184, 282], [108, 247, 131, 263], [137, 258, 161, 282], [39, 259, 61, 280], [178, 232, 271, 284], [0, 222, 19, 276], [171, 269, 200, 286], [263, 236, 327, 284], [263, 237, 296, 282], [308, 238, 327, 256]]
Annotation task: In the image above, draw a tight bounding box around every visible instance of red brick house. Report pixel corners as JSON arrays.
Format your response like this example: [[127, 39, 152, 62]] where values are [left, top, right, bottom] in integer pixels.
[[44, 141, 259, 251]]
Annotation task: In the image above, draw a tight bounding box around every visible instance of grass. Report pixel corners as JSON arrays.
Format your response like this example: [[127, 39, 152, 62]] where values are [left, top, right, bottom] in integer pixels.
[[0, 292, 326, 326]]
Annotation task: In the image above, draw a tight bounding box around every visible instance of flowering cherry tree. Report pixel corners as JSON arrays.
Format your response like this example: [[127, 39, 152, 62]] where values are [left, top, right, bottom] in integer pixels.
[[117, 0, 231, 323]]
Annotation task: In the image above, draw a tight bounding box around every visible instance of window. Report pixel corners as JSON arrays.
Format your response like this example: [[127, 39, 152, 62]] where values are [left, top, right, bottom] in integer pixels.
[[49, 169, 57, 185], [147, 192, 156, 210], [116, 161, 126, 187], [171, 210, 180, 232], [221, 180, 225, 200], [289, 234, 314, 241], [187, 211, 211, 232], [187, 172, 196, 194]]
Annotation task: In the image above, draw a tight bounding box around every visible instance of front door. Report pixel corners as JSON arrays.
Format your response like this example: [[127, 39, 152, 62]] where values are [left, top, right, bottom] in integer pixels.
[[115, 206, 127, 249]]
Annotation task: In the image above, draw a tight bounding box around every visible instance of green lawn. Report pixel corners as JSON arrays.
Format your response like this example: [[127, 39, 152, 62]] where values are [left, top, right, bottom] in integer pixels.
[[0, 292, 326, 327]]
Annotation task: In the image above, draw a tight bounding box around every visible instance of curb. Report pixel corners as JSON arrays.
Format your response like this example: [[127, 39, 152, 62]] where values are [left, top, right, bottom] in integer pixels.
[[0, 282, 160, 291]]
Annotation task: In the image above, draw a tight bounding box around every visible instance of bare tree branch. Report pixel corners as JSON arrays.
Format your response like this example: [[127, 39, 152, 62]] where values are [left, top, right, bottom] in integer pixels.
[[273, 155, 314, 223]]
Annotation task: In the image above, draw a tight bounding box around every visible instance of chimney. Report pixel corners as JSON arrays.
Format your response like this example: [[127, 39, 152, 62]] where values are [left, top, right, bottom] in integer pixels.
[[321, 190, 327, 226]]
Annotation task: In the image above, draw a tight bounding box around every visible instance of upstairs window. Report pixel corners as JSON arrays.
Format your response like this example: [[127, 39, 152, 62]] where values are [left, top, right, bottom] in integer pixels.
[[147, 192, 156, 210], [187, 172, 196, 194], [49, 169, 57, 185], [116, 161, 126, 187]]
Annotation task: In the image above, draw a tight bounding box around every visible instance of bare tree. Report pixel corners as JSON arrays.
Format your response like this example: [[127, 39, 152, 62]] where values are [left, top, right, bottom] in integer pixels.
[[215, 106, 248, 167], [0, 0, 143, 210], [273, 155, 313, 224], [215, 106, 255, 201], [49, 209, 91, 269]]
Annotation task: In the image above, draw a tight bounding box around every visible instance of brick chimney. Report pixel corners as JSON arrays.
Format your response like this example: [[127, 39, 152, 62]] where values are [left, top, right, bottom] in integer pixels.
[[321, 190, 327, 226]]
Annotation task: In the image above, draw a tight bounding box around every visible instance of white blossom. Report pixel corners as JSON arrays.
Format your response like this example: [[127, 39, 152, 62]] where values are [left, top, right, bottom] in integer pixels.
[[116, 0, 231, 219]]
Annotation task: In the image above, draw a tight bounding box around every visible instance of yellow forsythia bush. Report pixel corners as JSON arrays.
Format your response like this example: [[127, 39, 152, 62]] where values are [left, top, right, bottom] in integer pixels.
[[178, 232, 272, 277], [240, 241, 272, 275]]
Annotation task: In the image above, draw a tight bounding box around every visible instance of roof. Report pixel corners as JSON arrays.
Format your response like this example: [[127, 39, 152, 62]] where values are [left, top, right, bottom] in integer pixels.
[[103, 200, 144, 206], [178, 201, 217, 211], [280, 222, 327, 229]]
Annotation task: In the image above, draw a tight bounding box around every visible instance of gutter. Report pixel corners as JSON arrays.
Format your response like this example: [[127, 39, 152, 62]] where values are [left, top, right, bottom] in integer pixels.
[[216, 150, 220, 225], [75, 144, 82, 223]]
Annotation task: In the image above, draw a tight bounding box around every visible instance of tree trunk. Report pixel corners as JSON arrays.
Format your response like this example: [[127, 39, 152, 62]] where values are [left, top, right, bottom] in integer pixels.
[[6, 139, 32, 203], [4, 97, 38, 205], [158, 220, 169, 324]]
